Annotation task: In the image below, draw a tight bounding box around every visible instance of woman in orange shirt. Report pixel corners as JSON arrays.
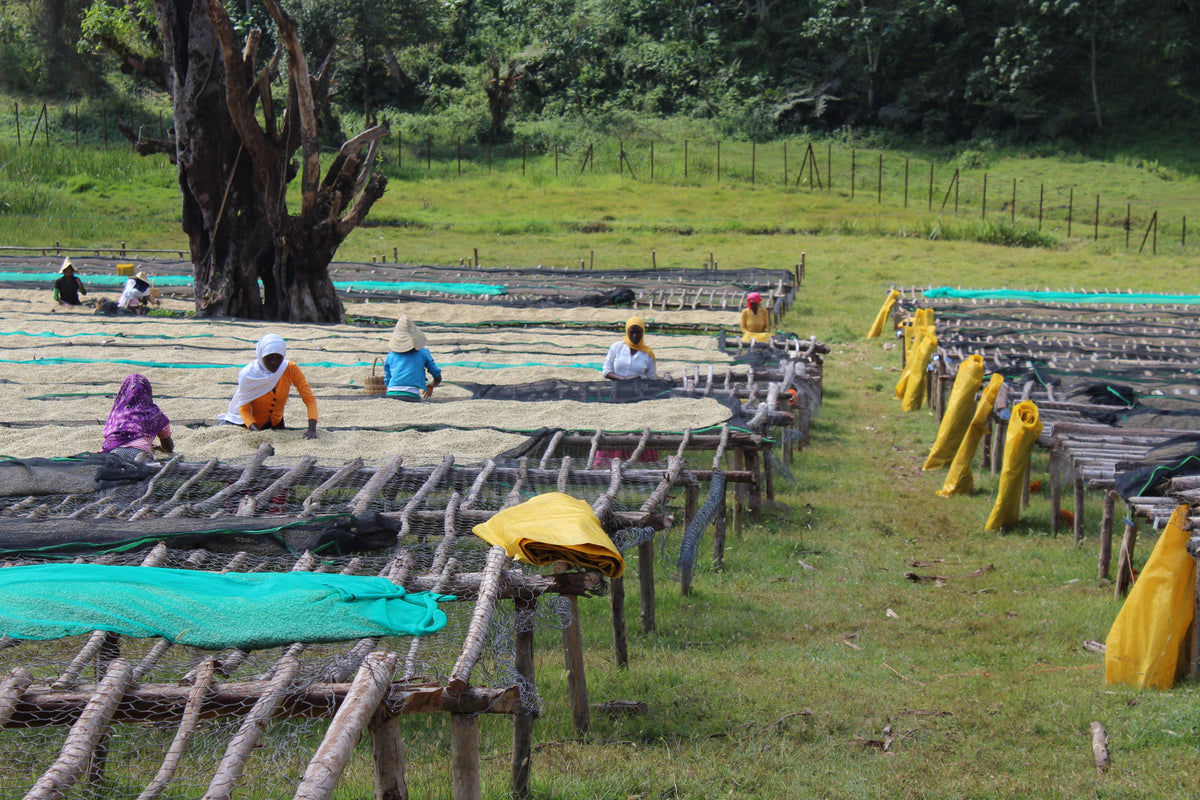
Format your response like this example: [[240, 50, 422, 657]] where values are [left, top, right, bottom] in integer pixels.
[[219, 334, 318, 439]]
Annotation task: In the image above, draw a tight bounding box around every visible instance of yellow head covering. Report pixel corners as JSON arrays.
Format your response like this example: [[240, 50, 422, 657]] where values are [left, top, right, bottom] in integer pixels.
[[624, 317, 655, 362]]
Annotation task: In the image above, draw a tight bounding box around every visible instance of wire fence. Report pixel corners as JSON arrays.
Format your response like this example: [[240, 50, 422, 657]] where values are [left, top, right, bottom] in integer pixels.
[[5, 99, 1198, 254]]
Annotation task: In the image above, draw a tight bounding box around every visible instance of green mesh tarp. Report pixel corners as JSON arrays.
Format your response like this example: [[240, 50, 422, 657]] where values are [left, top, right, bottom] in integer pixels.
[[923, 287, 1200, 305], [0, 272, 506, 296], [0, 564, 452, 649]]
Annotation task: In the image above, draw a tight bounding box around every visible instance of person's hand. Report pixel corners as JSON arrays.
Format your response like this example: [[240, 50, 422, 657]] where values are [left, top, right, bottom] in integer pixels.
[[248, 423, 261, 432], [304, 420, 318, 440], [423, 386, 434, 398]]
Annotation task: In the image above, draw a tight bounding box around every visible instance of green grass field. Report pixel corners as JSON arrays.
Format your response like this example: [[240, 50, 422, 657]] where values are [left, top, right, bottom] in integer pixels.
[[3, 127, 1200, 798]]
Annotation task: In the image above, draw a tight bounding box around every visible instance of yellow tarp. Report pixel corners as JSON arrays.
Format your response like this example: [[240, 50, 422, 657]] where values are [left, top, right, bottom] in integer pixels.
[[937, 373, 1005, 497], [984, 400, 1044, 531], [866, 289, 901, 338], [923, 354, 985, 471], [741, 331, 772, 343], [1105, 505, 1195, 689], [472, 492, 625, 578]]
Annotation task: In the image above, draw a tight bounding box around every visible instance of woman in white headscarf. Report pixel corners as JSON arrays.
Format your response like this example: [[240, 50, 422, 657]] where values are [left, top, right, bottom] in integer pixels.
[[219, 334, 318, 438], [383, 315, 442, 401]]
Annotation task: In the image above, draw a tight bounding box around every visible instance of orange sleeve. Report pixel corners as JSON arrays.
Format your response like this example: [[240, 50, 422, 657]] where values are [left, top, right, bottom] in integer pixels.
[[287, 362, 319, 422], [239, 401, 257, 428]]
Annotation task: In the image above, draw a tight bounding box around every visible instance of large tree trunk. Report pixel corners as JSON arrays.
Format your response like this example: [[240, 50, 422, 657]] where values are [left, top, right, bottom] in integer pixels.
[[153, 0, 387, 322]]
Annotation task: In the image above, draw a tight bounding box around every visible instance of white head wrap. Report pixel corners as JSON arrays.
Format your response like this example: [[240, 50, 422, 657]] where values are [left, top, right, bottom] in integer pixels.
[[219, 334, 288, 424]]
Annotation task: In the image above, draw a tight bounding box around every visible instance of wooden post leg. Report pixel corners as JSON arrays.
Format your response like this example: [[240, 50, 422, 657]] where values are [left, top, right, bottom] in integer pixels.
[[990, 420, 1005, 475], [1098, 491, 1117, 581], [610, 576, 628, 669], [562, 596, 590, 735], [1073, 474, 1085, 546], [981, 421, 993, 471], [450, 713, 481, 800], [638, 541, 655, 634], [731, 449, 745, 536], [712, 489, 727, 570], [1115, 520, 1138, 598], [1049, 451, 1062, 535], [763, 444, 775, 502], [511, 597, 537, 799], [1021, 451, 1032, 510], [370, 709, 408, 800], [746, 449, 762, 523], [1192, 560, 1200, 682]]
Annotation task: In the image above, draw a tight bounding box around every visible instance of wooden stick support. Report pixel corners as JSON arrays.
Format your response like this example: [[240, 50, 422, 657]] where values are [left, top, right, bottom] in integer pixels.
[[294, 652, 399, 800], [1115, 520, 1138, 598], [510, 597, 537, 799], [450, 713, 481, 800], [561, 596, 590, 735], [610, 575, 629, 669], [26, 658, 134, 800], [1073, 474, 1085, 545], [1098, 491, 1117, 580]]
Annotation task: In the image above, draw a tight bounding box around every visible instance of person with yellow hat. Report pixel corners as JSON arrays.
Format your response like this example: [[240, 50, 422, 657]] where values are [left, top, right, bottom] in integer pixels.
[[53, 258, 87, 306]]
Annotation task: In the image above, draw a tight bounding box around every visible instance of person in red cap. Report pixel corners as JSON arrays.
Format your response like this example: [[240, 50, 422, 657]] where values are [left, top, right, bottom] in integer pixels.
[[740, 291, 771, 342]]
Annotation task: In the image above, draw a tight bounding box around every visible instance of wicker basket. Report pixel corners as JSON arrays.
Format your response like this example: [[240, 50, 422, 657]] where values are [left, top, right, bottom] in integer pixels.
[[365, 356, 386, 395]]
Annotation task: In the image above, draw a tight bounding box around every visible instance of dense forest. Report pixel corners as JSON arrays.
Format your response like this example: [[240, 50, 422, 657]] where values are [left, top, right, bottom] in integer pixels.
[[2, 0, 1198, 145]]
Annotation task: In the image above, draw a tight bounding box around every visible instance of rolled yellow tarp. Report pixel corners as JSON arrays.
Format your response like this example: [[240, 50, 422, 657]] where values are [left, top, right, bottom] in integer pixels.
[[900, 330, 938, 411], [866, 289, 901, 338], [984, 400, 1044, 531], [923, 354, 985, 470], [894, 321, 931, 400], [937, 372, 1005, 497], [904, 308, 935, 361], [472, 492, 625, 577], [1105, 504, 1196, 689]]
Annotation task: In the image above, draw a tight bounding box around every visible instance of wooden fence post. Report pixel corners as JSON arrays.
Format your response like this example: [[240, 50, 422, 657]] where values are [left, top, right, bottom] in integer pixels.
[[981, 173, 988, 219], [1038, 183, 1044, 229], [1094, 194, 1100, 241], [1011, 178, 1016, 225], [850, 149, 856, 199], [877, 152, 882, 203], [14, 102, 21, 147], [1067, 187, 1073, 237], [904, 158, 909, 208]]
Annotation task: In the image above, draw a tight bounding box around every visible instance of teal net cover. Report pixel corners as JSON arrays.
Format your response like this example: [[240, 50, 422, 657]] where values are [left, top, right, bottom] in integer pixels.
[[923, 287, 1200, 305], [0, 563, 453, 648]]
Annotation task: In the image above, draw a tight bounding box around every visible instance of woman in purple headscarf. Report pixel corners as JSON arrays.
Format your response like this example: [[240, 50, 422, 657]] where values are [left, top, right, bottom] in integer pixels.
[[100, 374, 173, 460]]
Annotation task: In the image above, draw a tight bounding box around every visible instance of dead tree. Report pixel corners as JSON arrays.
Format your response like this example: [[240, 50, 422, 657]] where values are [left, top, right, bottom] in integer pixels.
[[106, 0, 389, 322]]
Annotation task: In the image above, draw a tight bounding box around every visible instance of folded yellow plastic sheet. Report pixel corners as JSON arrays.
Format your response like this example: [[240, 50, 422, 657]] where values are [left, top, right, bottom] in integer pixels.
[[984, 400, 1044, 531], [923, 354, 985, 470], [893, 322, 922, 399], [937, 373, 1005, 497], [472, 492, 625, 578], [900, 330, 938, 411], [866, 289, 901, 338], [1105, 505, 1196, 689]]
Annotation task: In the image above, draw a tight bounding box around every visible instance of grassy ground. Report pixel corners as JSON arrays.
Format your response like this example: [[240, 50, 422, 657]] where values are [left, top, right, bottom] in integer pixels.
[[4, 131, 1200, 798]]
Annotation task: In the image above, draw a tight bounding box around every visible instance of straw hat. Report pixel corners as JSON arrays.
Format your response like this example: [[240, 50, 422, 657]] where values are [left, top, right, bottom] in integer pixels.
[[58, 257, 74, 273], [135, 271, 148, 281], [388, 315, 427, 352]]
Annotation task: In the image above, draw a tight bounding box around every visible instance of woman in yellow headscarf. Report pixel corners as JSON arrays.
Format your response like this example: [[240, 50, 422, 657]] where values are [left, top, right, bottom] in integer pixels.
[[602, 317, 656, 380], [596, 317, 659, 465]]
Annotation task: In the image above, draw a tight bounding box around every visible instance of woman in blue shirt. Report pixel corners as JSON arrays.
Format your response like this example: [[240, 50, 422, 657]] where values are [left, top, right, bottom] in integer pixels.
[[383, 315, 442, 401]]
